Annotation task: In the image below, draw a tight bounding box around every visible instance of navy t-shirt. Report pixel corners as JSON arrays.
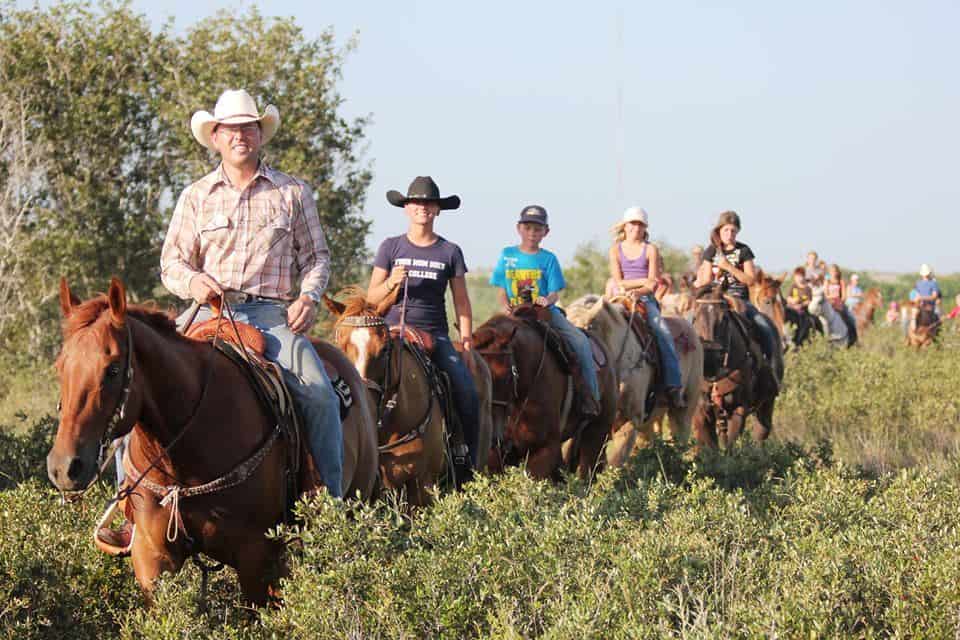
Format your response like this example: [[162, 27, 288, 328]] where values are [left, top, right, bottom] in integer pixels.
[[373, 234, 468, 334]]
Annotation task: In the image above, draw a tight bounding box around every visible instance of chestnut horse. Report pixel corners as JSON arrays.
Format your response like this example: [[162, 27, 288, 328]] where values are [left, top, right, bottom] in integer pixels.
[[325, 287, 493, 504], [853, 288, 883, 334], [907, 305, 939, 348], [46, 278, 378, 604], [750, 269, 787, 350], [473, 308, 618, 479], [691, 285, 778, 449], [565, 294, 703, 465]]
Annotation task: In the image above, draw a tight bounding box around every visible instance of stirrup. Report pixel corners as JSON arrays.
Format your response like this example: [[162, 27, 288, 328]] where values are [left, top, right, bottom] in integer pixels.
[[93, 500, 135, 557]]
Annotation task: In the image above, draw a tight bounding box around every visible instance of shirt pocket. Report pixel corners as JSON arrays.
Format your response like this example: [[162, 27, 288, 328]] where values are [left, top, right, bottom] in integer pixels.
[[253, 201, 294, 256], [199, 214, 232, 250]]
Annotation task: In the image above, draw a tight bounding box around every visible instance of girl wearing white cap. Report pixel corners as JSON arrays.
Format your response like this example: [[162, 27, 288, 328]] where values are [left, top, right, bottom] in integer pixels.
[[608, 207, 686, 408]]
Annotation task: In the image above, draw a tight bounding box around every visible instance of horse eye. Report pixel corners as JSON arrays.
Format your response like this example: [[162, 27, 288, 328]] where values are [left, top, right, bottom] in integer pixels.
[[105, 363, 121, 379], [56, 399, 62, 413]]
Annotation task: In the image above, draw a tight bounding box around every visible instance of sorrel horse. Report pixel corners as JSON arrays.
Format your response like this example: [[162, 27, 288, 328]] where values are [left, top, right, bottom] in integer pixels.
[[565, 295, 703, 466], [750, 269, 787, 350], [46, 278, 378, 604], [907, 305, 939, 348], [324, 287, 493, 505], [853, 288, 883, 334], [691, 285, 778, 449], [473, 307, 618, 479]]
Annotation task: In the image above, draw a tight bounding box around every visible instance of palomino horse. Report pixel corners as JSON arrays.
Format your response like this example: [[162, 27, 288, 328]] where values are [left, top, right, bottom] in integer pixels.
[[46, 278, 378, 604], [565, 295, 703, 466], [907, 306, 939, 348], [853, 288, 883, 334], [324, 287, 493, 505], [691, 285, 778, 449], [750, 269, 787, 350], [473, 307, 618, 479], [808, 286, 852, 348]]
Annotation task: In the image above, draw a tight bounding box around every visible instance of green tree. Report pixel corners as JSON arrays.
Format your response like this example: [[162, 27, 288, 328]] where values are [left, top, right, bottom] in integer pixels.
[[0, 1, 371, 365]]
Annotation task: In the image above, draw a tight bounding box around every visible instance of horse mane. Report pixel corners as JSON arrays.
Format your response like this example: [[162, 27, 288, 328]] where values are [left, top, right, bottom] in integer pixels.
[[62, 295, 179, 339]]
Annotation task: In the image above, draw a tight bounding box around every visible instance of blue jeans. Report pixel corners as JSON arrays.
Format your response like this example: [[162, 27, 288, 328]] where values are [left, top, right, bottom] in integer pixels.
[[430, 334, 480, 467], [114, 302, 344, 498], [640, 296, 682, 388], [548, 306, 600, 401]]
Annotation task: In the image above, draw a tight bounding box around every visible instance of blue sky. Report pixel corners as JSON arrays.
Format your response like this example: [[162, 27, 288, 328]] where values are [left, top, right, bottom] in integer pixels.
[[21, 1, 960, 273]]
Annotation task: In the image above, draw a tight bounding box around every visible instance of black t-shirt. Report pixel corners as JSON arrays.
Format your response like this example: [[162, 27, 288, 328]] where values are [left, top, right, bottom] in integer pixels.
[[373, 234, 468, 335], [702, 242, 755, 299]]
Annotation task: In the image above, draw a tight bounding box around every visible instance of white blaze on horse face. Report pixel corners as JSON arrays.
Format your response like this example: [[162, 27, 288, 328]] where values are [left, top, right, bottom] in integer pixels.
[[349, 328, 372, 378]]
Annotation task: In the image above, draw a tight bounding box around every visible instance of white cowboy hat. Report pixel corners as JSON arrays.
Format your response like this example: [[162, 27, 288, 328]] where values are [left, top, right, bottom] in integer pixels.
[[190, 89, 280, 150], [611, 206, 649, 235], [919, 263, 933, 277]]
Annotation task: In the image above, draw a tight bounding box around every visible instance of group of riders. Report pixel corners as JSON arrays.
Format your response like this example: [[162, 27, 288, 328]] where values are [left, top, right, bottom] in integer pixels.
[[95, 88, 941, 547]]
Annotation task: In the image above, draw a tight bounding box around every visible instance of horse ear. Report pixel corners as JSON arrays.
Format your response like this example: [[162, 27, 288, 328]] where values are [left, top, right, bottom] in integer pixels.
[[59, 278, 81, 318], [107, 277, 127, 327], [323, 293, 345, 317]]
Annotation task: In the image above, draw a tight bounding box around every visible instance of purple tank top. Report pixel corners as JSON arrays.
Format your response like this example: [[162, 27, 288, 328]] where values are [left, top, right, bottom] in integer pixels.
[[618, 242, 649, 279]]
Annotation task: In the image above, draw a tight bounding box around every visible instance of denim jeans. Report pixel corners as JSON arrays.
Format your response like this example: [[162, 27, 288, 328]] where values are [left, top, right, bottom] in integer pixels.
[[640, 296, 682, 388], [117, 301, 344, 497], [548, 306, 600, 401], [430, 334, 480, 467]]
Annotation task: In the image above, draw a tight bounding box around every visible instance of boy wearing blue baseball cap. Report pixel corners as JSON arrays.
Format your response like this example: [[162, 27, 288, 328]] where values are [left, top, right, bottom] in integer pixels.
[[490, 205, 600, 415]]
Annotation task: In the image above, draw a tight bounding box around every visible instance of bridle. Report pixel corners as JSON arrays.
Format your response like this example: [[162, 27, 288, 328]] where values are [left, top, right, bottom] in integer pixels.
[[477, 321, 549, 464], [337, 313, 437, 453]]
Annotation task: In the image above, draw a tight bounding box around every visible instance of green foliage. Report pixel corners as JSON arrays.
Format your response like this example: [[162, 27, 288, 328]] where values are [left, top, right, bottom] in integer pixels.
[[0, 1, 370, 366], [2, 413, 958, 637], [776, 326, 960, 474]]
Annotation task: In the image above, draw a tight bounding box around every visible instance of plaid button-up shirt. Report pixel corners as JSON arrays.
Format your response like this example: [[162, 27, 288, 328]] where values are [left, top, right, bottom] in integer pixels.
[[160, 163, 330, 301]]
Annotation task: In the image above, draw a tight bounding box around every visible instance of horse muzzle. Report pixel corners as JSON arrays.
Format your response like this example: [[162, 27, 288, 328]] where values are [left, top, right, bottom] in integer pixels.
[[46, 440, 100, 493]]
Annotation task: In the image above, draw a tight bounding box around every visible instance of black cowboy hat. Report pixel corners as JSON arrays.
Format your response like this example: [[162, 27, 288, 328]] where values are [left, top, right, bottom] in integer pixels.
[[386, 176, 461, 210]]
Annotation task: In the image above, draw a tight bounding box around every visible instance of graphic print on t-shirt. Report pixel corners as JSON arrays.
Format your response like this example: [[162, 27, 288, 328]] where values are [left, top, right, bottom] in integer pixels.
[[490, 247, 565, 307], [393, 257, 447, 281]]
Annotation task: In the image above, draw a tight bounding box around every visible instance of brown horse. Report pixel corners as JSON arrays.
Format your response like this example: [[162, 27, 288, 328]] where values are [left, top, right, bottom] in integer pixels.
[[691, 285, 778, 449], [46, 278, 378, 604], [473, 308, 618, 479], [853, 288, 883, 334], [324, 287, 493, 505], [907, 305, 940, 348], [750, 269, 787, 350]]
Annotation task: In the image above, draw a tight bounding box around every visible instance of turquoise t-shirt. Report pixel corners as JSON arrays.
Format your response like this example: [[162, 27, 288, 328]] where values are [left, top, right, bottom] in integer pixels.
[[490, 246, 565, 306]]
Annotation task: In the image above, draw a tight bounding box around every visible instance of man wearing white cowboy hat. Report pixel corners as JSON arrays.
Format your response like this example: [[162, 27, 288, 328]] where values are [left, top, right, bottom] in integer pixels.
[[101, 88, 343, 547], [162, 88, 342, 489]]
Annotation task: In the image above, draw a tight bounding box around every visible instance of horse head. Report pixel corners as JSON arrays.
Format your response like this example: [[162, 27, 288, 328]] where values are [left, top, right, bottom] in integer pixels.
[[325, 286, 397, 380], [48, 278, 142, 494]]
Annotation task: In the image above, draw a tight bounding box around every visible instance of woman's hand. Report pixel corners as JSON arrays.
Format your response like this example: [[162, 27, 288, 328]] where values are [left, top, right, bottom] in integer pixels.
[[387, 265, 407, 290]]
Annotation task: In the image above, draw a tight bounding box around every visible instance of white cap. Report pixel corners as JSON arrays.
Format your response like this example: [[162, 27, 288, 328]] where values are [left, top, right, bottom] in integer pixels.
[[920, 264, 932, 277], [621, 206, 648, 226]]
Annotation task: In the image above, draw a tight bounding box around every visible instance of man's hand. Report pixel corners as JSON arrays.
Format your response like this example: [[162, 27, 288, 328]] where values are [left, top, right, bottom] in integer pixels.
[[188, 273, 222, 304], [534, 296, 550, 307], [287, 295, 318, 334], [501, 304, 513, 315], [461, 336, 473, 352]]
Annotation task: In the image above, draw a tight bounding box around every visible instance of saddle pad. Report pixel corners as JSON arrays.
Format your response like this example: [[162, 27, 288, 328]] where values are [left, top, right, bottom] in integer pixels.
[[389, 325, 435, 353], [186, 318, 266, 356]]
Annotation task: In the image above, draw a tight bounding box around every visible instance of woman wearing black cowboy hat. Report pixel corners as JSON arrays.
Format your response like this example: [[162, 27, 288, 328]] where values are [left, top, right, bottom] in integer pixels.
[[367, 176, 480, 474]]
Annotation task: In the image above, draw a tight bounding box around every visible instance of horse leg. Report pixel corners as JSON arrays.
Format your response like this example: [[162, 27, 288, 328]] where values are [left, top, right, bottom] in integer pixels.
[[691, 406, 717, 449], [130, 533, 185, 604], [752, 398, 774, 441], [576, 424, 607, 480], [725, 408, 746, 447], [605, 419, 638, 468], [526, 440, 562, 480], [235, 539, 286, 607]]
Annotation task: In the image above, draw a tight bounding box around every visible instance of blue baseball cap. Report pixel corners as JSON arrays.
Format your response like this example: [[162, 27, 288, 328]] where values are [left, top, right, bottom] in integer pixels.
[[517, 205, 548, 225]]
